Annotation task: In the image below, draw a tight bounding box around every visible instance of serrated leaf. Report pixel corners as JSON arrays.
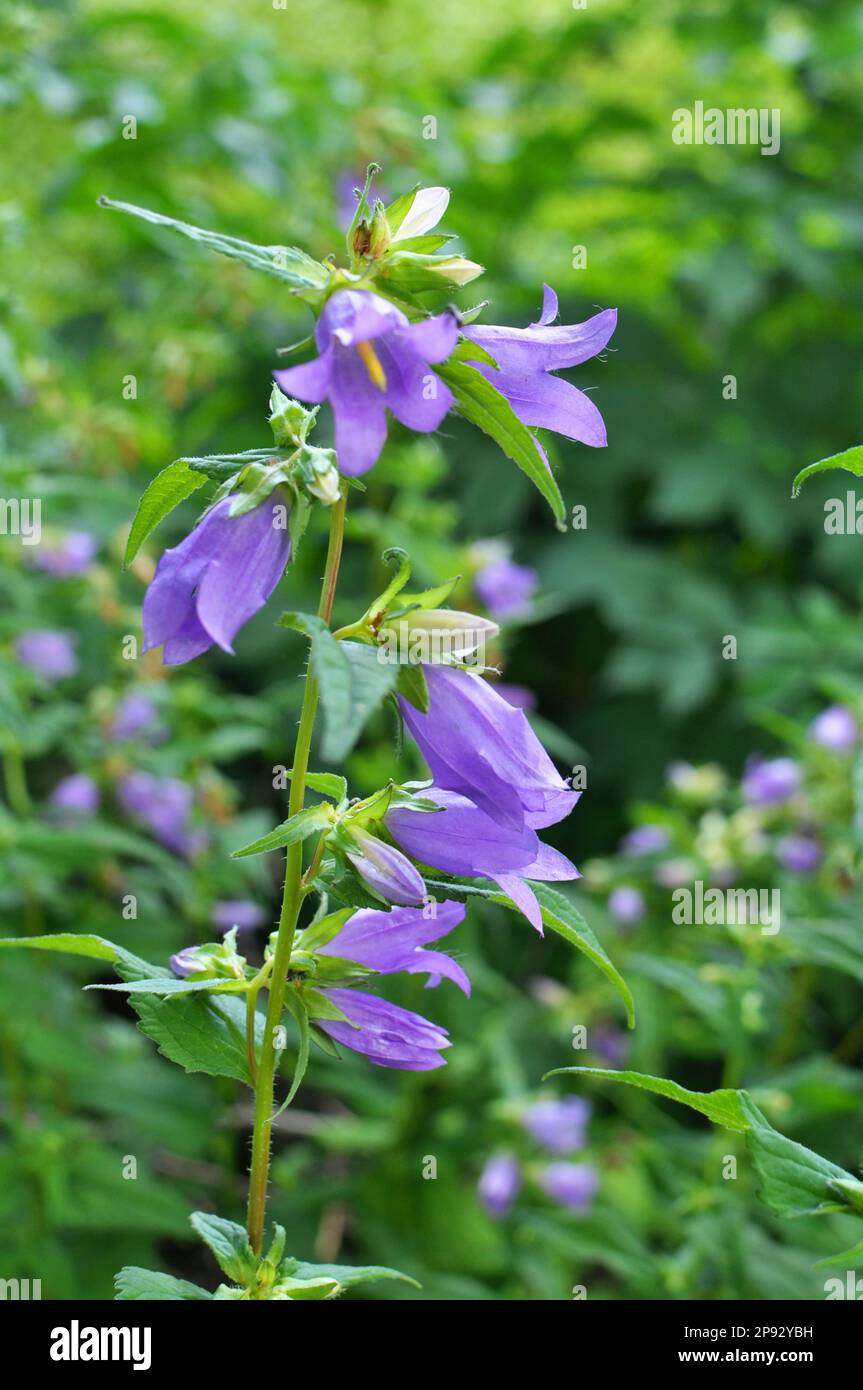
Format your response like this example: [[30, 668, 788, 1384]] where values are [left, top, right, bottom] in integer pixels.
[[542, 1066, 748, 1130], [85, 977, 246, 997], [190, 1212, 255, 1284], [279, 614, 399, 761], [739, 1093, 857, 1218], [132, 992, 263, 1087], [437, 359, 565, 526], [232, 802, 332, 858], [284, 1259, 420, 1292], [791, 444, 863, 498], [124, 458, 208, 567], [99, 197, 330, 292], [0, 932, 155, 977], [114, 1267, 212, 1300]]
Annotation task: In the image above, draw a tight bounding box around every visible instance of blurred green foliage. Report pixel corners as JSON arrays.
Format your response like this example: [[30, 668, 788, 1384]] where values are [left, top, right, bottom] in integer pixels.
[[1, 0, 862, 1299]]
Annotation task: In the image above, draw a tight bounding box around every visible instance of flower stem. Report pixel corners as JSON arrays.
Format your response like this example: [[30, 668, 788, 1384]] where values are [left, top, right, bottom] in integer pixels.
[[246, 492, 347, 1254]]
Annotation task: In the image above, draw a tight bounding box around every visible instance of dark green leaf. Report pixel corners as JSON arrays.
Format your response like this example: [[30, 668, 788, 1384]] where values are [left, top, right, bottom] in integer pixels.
[[124, 458, 208, 567], [232, 803, 332, 858], [114, 1267, 212, 1301]]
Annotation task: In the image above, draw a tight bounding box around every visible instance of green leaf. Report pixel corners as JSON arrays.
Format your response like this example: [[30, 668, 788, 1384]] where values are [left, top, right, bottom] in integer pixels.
[[114, 1267, 212, 1301], [99, 197, 330, 292], [232, 802, 332, 858], [296, 907, 353, 952], [282, 1258, 420, 1293], [275, 994, 311, 1117], [437, 359, 566, 527], [123, 457, 208, 567], [288, 770, 348, 802], [0, 932, 154, 977], [791, 443, 863, 498], [396, 662, 429, 712], [190, 1212, 256, 1284], [542, 1066, 748, 1130], [85, 977, 246, 997], [132, 992, 263, 1087], [739, 1093, 858, 1218], [279, 614, 398, 761]]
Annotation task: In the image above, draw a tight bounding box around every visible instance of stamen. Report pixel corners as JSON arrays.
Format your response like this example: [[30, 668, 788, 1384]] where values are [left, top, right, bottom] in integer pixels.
[[356, 339, 387, 391]]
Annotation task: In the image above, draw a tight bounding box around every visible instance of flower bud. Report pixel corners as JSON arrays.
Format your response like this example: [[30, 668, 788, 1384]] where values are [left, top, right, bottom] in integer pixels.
[[390, 187, 450, 242], [269, 384, 318, 447], [427, 255, 484, 286], [379, 609, 498, 664]]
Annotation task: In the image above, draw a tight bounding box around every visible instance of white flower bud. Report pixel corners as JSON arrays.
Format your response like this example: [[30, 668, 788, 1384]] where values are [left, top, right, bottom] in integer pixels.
[[391, 186, 450, 242]]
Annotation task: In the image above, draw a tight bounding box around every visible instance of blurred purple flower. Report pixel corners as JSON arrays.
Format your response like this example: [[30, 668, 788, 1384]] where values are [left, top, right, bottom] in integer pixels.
[[50, 773, 100, 817], [345, 827, 426, 905], [475, 555, 538, 618], [524, 1097, 591, 1154], [591, 1023, 629, 1068], [16, 630, 78, 681], [477, 1154, 522, 1219], [619, 824, 669, 856], [117, 771, 202, 856], [386, 786, 579, 933], [319, 901, 469, 994], [108, 693, 162, 742], [317, 989, 452, 1071], [274, 289, 458, 476], [143, 496, 289, 666], [32, 531, 97, 578], [399, 664, 578, 831], [776, 834, 822, 875], [464, 284, 617, 450], [212, 900, 266, 933], [539, 1162, 599, 1212], [607, 885, 646, 925], [808, 705, 857, 753], [742, 757, 801, 806], [170, 946, 200, 978]]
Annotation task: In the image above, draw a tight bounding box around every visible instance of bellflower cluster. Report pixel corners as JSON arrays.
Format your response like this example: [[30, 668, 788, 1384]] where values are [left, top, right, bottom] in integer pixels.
[[477, 1095, 598, 1220]]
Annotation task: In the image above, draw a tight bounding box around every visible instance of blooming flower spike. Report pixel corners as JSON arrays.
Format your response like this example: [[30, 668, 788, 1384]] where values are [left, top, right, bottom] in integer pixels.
[[274, 289, 458, 477]]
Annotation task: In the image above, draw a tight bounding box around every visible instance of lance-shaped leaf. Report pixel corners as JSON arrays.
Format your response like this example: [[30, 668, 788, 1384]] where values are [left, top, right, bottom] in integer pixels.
[[543, 1068, 862, 1220], [791, 443, 863, 498], [274, 992, 311, 1118], [436, 358, 566, 528], [85, 977, 247, 997], [99, 197, 330, 292], [123, 458, 208, 567], [231, 802, 333, 859], [0, 932, 156, 977], [286, 770, 348, 802], [281, 1258, 420, 1293]]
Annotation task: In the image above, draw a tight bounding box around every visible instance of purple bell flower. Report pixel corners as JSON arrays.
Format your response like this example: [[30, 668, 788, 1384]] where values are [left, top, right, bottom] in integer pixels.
[[16, 629, 78, 681], [50, 773, 100, 817], [345, 827, 426, 905], [170, 946, 201, 978], [385, 787, 579, 933], [495, 683, 538, 711], [591, 1023, 629, 1068], [319, 900, 469, 994], [776, 834, 822, 875], [117, 771, 202, 857], [274, 289, 458, 477], [108, 693, 162, 742], [32, 531, 97, 578], [477, 1154, 522, 1219], [474, 554, 538, 618], [539, 1162, 599, 1212], [808, 705, 857, 753], [607, 885, 646, 925], [399, 664, 578, 831], [316, 989, 452, 1071], [524, 1097, 591, 1155], [742, 757, 801, 806], [212, 900, 266, 933], [464, 284, 617, 449], [142, 496, 290, 666]]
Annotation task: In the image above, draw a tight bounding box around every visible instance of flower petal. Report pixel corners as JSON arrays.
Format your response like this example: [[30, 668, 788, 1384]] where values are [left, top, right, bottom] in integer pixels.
[[400, 311, 460, 364], [273, 345, 334, 404], [319, 989, 450, 1070], [194, 500, 289, 654], [377, 338, 453, 433], [317, 289, 407, 349], [479, 364, 609, 447], [531, 284, 559, 328], [329, 346, 388, 475], [493, 873, 544, 933], [392, 186, 450, 241], [466, 306, 617, 374]]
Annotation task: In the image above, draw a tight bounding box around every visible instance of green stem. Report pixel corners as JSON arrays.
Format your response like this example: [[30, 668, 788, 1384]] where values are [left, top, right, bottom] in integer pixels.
[[3, 745, 31, 818], [246, 492, 347, 1254]]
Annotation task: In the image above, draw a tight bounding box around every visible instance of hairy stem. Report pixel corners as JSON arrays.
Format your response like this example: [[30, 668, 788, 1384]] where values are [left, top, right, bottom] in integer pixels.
[[246, 492, 347, 1254]]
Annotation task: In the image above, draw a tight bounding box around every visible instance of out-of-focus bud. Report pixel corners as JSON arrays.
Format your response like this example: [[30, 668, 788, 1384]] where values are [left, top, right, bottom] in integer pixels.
[[170, 928, 247, 981], [269, 384, 318, 447], [366, 202, 391, 258]]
